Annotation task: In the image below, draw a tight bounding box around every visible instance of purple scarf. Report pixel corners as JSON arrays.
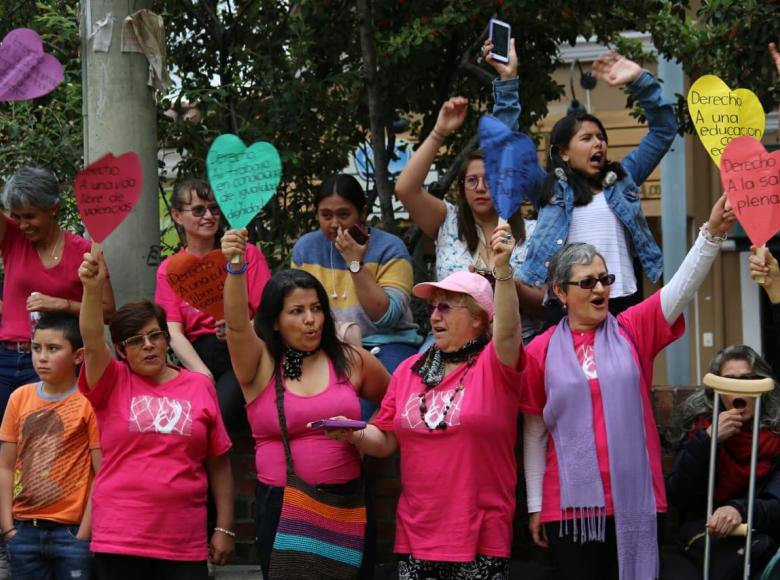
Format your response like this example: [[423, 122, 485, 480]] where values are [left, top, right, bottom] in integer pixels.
[[544, 315, 658, 580]]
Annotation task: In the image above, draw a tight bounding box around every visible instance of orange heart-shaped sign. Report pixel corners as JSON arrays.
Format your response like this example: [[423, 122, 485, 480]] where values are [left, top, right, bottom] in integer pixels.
[[166, 250, 227, 319]]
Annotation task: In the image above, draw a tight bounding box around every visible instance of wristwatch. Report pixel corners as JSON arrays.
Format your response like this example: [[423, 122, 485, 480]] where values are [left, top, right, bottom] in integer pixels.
[[349, 260, 363, 273]]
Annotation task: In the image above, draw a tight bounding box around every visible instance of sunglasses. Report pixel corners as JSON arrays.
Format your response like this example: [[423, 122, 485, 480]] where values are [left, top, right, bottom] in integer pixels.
[[121, 330, 169, 349], [561, 274, 616, 290], [426, 302, 469, 316], [180, 203, 221, 218]]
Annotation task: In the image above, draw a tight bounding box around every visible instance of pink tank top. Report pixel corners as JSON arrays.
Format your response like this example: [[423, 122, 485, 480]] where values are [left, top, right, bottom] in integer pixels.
[[246, 358, 362, 487]]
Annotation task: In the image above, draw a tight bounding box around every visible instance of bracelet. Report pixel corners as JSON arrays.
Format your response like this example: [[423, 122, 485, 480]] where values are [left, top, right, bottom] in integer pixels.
[[214, 527, 236, 538], [1, 527, 15, 538], [491, 265, 514, 282], [700, 223, 728, 245], [225, 261, 249, 275], [430, 129, 449, 142]]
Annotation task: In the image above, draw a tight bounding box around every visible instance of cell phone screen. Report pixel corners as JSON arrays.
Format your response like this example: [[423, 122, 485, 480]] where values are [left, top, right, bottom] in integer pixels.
[[490, 20, 510, 60]]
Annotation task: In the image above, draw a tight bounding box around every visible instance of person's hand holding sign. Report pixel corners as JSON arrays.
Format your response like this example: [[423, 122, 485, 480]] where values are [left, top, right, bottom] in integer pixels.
[[749, 247, 780, 304]]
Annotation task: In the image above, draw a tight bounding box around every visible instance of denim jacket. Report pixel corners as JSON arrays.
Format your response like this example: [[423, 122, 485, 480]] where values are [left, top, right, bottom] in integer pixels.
[[491, 71, 677, 288]]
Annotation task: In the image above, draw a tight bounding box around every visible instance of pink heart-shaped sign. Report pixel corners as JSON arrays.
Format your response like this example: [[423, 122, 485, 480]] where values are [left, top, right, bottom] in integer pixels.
[[75, 152, 143, 243], [166, 250, 227, 319], [720, 136, 780, 248], [0, 28, 64, 101]]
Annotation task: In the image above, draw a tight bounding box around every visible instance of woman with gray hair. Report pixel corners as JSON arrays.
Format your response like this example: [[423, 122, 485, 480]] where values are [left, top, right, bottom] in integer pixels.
[[666, 345, 780, 579], [0, 166, 115, 416], [518, 194, 735, 580]]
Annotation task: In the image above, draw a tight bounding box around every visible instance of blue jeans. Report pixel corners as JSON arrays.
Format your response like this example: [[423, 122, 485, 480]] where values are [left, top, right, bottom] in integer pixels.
[[0, 349, 37, 419], [6, 522, 92, 580]]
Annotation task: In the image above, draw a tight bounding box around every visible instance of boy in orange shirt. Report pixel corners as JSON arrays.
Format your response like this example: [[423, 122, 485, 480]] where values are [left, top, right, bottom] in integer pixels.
[[0, 313, 100, 579]]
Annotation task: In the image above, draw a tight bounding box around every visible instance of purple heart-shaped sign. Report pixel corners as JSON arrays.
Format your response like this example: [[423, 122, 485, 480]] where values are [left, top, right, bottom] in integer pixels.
[[0, 28, 64, 102]]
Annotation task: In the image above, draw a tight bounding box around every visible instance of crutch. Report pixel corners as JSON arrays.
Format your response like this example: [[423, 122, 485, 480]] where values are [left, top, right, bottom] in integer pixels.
[[702, 373, 776, 580]]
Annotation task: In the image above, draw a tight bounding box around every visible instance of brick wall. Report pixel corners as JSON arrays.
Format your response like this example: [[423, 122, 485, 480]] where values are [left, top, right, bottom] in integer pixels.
[[228, 384, 705, 564]]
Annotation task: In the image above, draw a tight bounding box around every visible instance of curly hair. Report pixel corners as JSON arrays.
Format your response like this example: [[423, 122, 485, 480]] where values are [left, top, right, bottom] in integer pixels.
[[666, 345, 780, 447]]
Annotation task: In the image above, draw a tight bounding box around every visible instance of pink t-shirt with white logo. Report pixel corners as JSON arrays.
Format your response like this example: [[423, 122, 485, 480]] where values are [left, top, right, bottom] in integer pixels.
[[520, 292, 685, 523], [372, 341, 525, 562], [78, 358, 232, 561], [0, 220, 93, 341]]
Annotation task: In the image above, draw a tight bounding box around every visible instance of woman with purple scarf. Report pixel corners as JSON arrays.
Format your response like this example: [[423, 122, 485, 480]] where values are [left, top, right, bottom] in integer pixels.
[[518, 194, 735, 580]]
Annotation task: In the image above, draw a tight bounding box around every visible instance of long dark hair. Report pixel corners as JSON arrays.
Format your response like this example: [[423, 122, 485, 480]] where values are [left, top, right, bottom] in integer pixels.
[[456, 150, 526, 253], [254, 269, 351, 379], [542, 112, 626, 207]]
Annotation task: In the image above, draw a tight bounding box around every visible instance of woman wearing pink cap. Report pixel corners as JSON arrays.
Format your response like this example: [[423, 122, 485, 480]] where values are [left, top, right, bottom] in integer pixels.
[[327, 223, 524, 579]]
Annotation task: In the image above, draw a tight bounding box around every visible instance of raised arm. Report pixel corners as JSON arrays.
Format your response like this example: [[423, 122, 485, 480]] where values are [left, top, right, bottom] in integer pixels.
[[660, 194, 735, 324], [222, 229, 272, 401], [79, 251, 113, 388], [594, 52, 677, 185], [394, 98, 465, 239], [491, 225, 522, 367]]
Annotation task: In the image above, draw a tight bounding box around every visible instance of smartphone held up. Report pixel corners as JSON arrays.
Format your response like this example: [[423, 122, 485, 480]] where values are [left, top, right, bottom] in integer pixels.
[[488, 18, 511, 64]]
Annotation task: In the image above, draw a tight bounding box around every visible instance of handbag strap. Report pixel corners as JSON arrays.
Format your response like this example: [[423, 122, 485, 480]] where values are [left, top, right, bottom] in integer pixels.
[[273, 364, 296, 477]]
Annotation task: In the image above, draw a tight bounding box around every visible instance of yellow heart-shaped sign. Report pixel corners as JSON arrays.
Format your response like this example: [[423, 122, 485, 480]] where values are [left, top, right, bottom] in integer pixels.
[[688, 75, 765, 167]]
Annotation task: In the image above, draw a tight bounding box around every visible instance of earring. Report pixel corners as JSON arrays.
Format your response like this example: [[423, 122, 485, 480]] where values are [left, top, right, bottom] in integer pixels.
[[554, 167, 568, 182]]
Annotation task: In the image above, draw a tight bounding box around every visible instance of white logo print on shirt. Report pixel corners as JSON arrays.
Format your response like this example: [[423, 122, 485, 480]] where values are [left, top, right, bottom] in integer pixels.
[[401, 388, 465, 430], [578, 343, 598, 380], [129, 395, 193, 436]]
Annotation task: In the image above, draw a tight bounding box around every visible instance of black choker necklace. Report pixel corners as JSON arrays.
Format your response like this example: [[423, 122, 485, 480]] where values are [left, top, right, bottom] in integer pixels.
[[411, 335, 488, 388], [282, 346, 319, 381]]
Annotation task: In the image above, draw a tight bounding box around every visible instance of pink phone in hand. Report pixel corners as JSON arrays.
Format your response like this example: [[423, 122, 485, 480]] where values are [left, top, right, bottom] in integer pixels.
[[310, 419, 367, 430]]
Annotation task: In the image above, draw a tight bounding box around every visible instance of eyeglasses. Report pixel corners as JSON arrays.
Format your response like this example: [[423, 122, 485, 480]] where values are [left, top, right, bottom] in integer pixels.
[[121, 330, 169, 348], [463, 175, 487, 191], [180, 203, 221, 218], [426, 302, 469, 316], [560, 274, 616, 290]]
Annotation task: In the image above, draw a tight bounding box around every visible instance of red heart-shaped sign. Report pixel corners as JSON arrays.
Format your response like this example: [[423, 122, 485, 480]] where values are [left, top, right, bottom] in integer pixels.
[[166, 250, 227, 320], [720, 136, 780, 248], [74, 152, 143, 243]]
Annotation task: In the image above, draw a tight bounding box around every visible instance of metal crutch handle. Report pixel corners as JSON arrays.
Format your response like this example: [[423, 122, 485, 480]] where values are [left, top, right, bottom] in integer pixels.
[[701, 373, 775, 580]]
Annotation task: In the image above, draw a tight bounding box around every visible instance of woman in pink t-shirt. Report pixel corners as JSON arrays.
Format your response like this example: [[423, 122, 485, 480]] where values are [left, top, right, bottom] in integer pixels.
[[329, 224, 524, 579], [0, 166, 116, 417], [78, 250, 234, 580], [221, 228, 391, 579], [520, 195, 735, 580], [156, 177, 271, 431]]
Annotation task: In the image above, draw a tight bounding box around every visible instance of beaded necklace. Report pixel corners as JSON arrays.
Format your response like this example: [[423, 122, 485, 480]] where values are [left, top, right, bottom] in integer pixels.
[[417, 356, 476, 432]]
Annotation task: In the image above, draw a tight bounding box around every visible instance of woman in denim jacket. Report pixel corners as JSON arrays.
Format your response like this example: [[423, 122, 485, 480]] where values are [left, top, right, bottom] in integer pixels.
[[487, 41, 677, 313]]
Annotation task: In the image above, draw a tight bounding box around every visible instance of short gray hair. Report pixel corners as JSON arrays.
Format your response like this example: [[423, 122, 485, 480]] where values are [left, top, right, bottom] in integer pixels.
[[547, 242, 606, 287], [2, 166, 60, 211]]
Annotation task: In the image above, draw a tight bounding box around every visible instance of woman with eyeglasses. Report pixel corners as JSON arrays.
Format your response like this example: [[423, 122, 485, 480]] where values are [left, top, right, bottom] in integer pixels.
[[78, 250, 235, 579], [666, 345, 780, 580], [326, 224, 525, 579], [519, 195, 734, 580], [291, 174, 420, 380], [155, 177, 271, 431], [395, 99, 545, 343]]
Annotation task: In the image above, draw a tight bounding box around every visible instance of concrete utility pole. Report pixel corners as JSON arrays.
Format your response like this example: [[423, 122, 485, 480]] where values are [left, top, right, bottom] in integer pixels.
[[81, 0, 159, 306]]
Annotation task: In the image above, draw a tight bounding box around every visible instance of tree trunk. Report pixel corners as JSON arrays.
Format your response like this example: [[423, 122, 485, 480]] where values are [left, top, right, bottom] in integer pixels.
[[356, 0, 396, 232]]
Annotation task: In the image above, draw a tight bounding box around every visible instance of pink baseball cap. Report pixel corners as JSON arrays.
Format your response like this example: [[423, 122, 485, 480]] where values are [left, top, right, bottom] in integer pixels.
[[413, 271, 495, 320]]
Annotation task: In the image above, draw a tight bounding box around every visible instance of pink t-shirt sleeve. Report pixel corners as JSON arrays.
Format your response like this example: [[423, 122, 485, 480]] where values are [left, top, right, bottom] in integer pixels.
[[78, 357, 121, 411], [518, 328, 553, 415], [155, 257, 184, 324], [617, 291, 685, 387], [245, 243, 271, 314], [371, 362, 403, 432]]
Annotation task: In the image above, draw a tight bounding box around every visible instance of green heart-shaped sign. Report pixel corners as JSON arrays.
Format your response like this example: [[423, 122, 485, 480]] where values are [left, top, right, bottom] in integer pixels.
[[206, 134, 282, 229]]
